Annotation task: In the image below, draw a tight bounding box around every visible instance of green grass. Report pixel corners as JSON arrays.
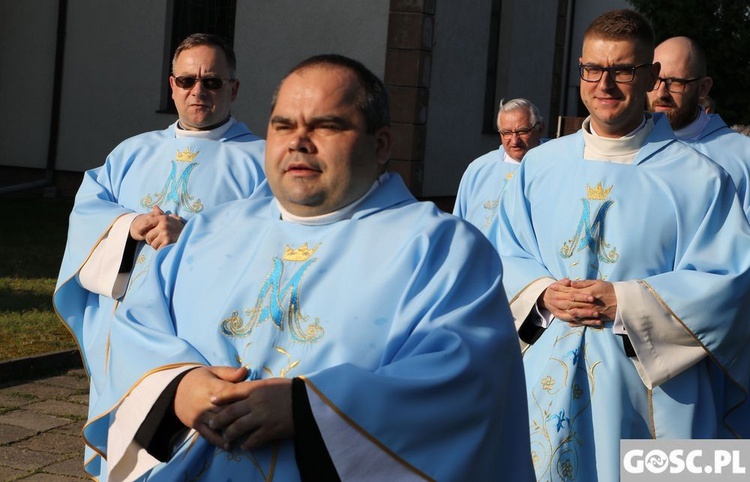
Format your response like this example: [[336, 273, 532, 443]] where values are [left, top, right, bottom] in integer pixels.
[[0, 195, 76, 361]]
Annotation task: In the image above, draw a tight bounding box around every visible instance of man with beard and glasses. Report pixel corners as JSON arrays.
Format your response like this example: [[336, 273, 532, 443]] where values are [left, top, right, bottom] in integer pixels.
[[647, 36, 750, 216]]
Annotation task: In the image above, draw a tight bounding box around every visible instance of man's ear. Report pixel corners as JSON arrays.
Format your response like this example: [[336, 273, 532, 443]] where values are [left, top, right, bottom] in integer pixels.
[[646, 62, 661, 92], [699, 76, 713, 99], [374, 126, 394, 167]]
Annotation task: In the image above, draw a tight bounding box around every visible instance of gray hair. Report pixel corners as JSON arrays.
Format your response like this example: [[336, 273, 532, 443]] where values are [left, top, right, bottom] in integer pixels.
[[497, 98, 543, 131]]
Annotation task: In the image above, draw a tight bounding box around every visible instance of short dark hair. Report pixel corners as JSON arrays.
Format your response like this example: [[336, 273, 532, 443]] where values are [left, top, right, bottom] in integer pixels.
[[172, 33, 237, 78], [272, 54, 390, 133], [584, 9, 655, 58]]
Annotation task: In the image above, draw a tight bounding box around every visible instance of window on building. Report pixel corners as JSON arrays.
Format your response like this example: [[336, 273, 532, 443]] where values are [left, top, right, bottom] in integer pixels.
[[159, 0, 237, 113]]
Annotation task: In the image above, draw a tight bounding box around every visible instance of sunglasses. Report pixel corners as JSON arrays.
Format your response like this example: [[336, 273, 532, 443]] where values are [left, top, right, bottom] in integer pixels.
[[172, 76, 235, 90]]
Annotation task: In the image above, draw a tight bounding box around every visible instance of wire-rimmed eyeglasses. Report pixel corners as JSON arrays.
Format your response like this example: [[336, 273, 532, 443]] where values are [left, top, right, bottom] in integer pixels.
[[500, 122, 540, 139], [578, 63, 652, 84]]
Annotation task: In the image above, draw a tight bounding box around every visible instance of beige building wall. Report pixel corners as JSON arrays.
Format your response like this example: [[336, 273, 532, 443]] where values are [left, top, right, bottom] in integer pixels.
[[0, 1, 59, 170], [0, 0, 631, 197], [2, 1, 389, 175], [233, 0, 390, 137], [423, 0, 561, 197], [55, 0, 168, 173]]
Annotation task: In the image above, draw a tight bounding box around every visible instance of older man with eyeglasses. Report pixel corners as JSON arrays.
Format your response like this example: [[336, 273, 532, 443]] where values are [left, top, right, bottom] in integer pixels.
[[647, 36, 750, 216], [490, 9, 750, 481], [54, 33, 266, 480], [453, 98, 544, 235]]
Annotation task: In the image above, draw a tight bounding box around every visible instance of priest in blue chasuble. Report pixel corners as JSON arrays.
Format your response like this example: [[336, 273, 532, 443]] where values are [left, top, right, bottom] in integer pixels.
[[53, 34, 266, 479], [490, 9, 750, 482], [84, 54, 535, 481], [453, 98, 544, 236]]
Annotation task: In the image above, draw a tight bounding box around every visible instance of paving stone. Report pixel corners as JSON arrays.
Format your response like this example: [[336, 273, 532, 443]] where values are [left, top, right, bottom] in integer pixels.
[[25, 400, 88, 420], [15, 432, 81, 455], [15, 473, 87, 481], [0, 422, 35, 444], [50, 421, 84, 438], [5, 383, 76, 400], [66, 394, 89, 405], [40, 375, 88, 392], [0, 446, 63, 471], [0, 389, 37, 410], [0, 464, 29, 480], [0, 368, 89, 480], [0, 410, 69, 432], [39, 454, 89, 479]]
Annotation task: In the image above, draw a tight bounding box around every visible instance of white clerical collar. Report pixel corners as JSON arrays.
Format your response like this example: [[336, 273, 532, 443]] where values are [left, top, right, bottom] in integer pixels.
[[175, 116, 236, 140], [587, 114, 647, 138], [582, 114, 653, 164], [278, 173, 389, 225], [501, 149, 522, 165], [673, 110, 710, 141]]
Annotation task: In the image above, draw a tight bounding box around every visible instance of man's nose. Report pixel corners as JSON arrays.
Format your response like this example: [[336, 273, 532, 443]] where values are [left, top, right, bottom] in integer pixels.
[[289, 132, 315, 153], [597, 71, 617, 89], [653, 81, 671, 97]]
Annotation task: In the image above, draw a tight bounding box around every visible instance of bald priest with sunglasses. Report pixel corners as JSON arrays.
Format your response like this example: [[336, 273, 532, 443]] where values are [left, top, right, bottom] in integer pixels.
[[54, 33, 265, 479], [490, 9, 750, 482]]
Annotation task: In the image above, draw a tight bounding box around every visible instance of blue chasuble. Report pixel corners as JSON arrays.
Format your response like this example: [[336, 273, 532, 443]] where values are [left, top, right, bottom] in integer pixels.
[[53, 121, 265, 478], [453, 148, 519, 235], [88, 173, 534, 481], [492, 114, 750, 482], [682, 114, 750, 217]]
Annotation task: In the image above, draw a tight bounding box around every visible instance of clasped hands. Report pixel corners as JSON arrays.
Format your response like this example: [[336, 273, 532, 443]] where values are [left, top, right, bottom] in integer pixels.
[[130, 206, 186, 250], [173, 366, 294, 452], [539, 278, 617, 327]]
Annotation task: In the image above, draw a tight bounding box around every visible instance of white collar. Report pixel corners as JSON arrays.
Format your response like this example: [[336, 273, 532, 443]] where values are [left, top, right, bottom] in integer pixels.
[[277, 173, 389, 225], [581, 115, 653, 164], [175, 116, 236, 140], [588, 114, 647, 138], [501, 149, 522, 165]]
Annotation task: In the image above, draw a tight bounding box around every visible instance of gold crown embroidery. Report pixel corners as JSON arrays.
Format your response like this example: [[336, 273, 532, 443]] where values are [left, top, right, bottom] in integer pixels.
[[283, 243, 319, 261], [586, 182, 612, 200], [175, 147, 199, 162]]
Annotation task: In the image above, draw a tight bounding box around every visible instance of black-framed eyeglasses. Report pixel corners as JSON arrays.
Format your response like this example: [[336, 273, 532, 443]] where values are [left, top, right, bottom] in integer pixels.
[[500, 122, 540, 139], [653, 76, 702, 94], [578, 63, 652, 84], [172, 76, 235, 90]]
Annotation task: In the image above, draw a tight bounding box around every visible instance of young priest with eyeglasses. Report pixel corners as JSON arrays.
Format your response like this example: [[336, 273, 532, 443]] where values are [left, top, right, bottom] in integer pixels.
[[490, 9, 750, 482]]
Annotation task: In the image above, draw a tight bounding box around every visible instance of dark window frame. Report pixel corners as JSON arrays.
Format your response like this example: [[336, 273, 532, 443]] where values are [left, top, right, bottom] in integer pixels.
[[481, 0, 502, 134], [158, 0, 237, 113]]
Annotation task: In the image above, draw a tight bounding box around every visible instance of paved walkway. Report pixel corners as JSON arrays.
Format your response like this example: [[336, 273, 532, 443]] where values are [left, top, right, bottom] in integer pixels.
[[0, 364, 89, 481]]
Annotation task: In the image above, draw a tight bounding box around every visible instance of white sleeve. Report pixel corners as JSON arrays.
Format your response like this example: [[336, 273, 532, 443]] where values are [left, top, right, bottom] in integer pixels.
[[509, 277, 555, 350], [613, 280, 705, 389], [79, 213, 139, 299], [307, 385, 426, 481], [108, 365, 200, 482]]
